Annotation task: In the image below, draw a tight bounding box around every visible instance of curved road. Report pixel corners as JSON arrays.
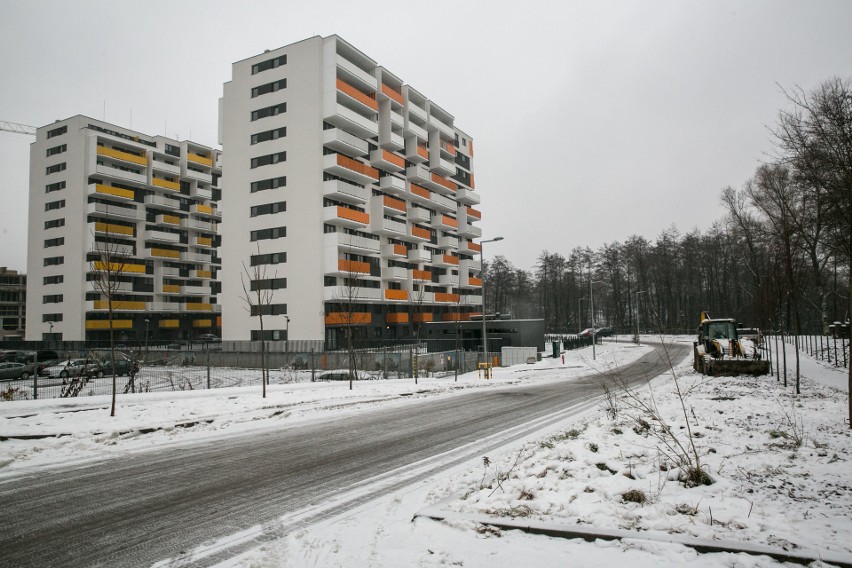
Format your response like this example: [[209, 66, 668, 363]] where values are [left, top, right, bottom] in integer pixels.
[[0, 342, 688, 567]]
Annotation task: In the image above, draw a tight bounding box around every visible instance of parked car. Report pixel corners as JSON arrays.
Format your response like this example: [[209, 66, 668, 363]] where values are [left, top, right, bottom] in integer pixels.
[[15, 350, 60, 363], [0, 350, 26, 363], [596, 327, 614, 337], [578, 328, 595, 338], [99, 358, 135, 377], [41, 359, 103, 379], [0, 361, 33, 381], [313, 370, 369, 382], [196, 334, 220, 342]]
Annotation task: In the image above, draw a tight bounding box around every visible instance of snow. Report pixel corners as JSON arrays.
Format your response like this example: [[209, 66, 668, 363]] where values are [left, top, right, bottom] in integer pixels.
[[2, 337, 850, 567]]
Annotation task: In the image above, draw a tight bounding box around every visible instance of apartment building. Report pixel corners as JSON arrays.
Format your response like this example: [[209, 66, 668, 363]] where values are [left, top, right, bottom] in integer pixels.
[[0, 268, 26, 341], [25, 116, 222, 342], [220, 36, 482, 346]]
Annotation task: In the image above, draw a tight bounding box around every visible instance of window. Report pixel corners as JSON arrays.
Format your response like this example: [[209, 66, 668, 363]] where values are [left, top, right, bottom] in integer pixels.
[[250, 151, 287, 168], [44, 237, 64, 248], [250, 278, 287, 291], [45, 181, 66, 193], [250, 226, 286, 241], [43, 275, 64, 285], [250, 201, 286, 217], [46, 162, 66, 175], [251, 102, 287, 121], [43, 294, 63, 304], [44, 218, 65, 230], [46, 144, 67, 157], [250, 176, 286, 193], [45, 199, 65, 211], [251, 78, 287, 98], [43, 313, 63, 322], [164, 143, 181, 157], [250, 251, 286, 266], [44, 256, 64, 266], [47, 125, 67, 138], [250, 127, 286, 145], [251, 54, 287, 74], [250, 304, 288, 316]]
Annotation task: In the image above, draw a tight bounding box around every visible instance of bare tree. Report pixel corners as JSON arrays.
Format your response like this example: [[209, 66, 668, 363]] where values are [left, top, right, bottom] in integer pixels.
[[89, 239, 130, 417], [409, 272, 430, 385], [240, 246, 278, 398], [332, 257, 372, 390]]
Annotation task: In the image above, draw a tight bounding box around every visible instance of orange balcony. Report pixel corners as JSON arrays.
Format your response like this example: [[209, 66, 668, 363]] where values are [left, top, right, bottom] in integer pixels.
[[430, 173, 456, 192], [440, 214, 458, 229], [435, 292, 461, 303], [325, 312, 372, 325], [468, 276, 483, 287], [410, 184, 431, 200], [338, 259, 371, 274], [410, 226, 431, 241], [393, 243, 407, 256], [469, 173, 475, 189], [413, 313, 433, 323], [386, 312, 409, 324], [442, 312, 471, 322], [469, 140, 474, 157], [412, 269, 432, 281], [417, 145, 429, 159], [328, 205, 370, 226], [336, 154, 379, 180], [466, 207, 482, 220], [381, 149, 405, 168], [440, 141, 457, 156], [381, 83, 404, 105], [383, 195, 406, 213], [468, 241, 481, 253], [384, 289, 409, 301], [336, 78, 378, 111], [434, 254, 459, 266]]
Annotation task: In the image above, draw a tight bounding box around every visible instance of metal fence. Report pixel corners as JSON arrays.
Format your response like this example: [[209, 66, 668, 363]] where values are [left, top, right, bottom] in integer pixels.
[[763, 333, 849, 375], [0, 338, 499, 402]]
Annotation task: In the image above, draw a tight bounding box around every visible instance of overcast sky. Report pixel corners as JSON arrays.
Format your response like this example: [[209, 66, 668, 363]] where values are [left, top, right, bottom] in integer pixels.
[[1, 0, 850, 274]]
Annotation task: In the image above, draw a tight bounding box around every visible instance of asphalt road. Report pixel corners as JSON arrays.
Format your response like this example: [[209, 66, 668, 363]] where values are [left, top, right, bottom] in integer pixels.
[[0, 341, 688, 568]]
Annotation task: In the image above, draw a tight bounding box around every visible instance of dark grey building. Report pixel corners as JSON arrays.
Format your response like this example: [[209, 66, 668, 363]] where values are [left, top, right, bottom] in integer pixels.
[[422, 318, 545, 352]]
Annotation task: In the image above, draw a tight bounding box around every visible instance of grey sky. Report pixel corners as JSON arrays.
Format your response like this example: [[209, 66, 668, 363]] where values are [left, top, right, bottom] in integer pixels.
[[1, 0, 850, 273]]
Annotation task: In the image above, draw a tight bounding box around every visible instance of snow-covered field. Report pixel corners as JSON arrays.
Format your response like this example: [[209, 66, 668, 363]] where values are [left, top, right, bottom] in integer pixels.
[[2, 337, 850, 567]]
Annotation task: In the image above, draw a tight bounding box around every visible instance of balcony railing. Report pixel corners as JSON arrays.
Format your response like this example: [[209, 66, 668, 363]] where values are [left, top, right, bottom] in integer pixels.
[[152, 177, 180, 191], [324, 205, 370, 227], [187, 152, 213, 166], [337, 78, 378, 112], [384, 288, 409, 300], [381, 83, 404, 105], [97, 145, 148, 166]]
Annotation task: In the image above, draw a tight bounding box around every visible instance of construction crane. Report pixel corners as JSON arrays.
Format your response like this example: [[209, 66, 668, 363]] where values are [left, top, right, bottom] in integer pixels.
[[0, 120, 37, 136]]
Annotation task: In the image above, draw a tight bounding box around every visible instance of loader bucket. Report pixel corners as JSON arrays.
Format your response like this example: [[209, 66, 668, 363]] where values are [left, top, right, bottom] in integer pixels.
[[706, 359, 770, 377]]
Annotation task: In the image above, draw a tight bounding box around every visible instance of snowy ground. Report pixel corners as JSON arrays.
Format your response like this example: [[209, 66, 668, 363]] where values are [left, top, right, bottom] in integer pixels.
[[2, 337, 850, 567]]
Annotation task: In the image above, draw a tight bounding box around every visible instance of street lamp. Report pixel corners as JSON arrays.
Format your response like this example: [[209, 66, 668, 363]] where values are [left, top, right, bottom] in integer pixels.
[[479, 236, 504, 364], [634, 291, 647, 345], [590, 280, 602, 360]]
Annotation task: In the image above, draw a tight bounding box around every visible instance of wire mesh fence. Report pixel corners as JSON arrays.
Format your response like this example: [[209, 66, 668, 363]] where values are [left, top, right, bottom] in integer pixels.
[[0, 338, 499, 401]]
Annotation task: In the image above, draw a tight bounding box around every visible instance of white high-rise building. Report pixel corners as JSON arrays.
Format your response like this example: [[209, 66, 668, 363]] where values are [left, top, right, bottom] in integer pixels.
[[25, 116, 222, 342], [220, 35, 482, 346]]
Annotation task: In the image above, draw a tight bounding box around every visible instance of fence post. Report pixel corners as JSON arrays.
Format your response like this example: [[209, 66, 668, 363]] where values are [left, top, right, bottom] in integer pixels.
[[206, 346, 211, 390], [774, 333, 781, 383], [834, 336, 839, 367], [310, 349, 315, 382], [383, 345, 388, 380]]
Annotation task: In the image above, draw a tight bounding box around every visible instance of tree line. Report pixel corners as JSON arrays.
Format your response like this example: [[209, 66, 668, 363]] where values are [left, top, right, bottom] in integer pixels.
[[483, 77, 851, 338]]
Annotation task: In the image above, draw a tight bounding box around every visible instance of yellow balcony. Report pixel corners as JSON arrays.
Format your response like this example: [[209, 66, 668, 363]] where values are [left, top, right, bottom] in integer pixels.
[[195, 270, 212, 279], [93, 261, 146, 274], [196, 236, 213, 247], [185, 302, 212, 311], [193, 319, 213, 328], [161, 214, 181, 225], [384, 289, 409, 301], [94, 222, 134, 236], [325, 312, 372, 325], [86, 319, 133, 330], [151, 248, 181, 259], [159, 319, 179, 328], [95, 184, 135, 200], [153, 177, 180, 191], [187, 153, 213, 166], [193, 203, 214, 215], [163, 284, 181, 294], [93, 300, 146, 310], [97, 146, 148, 166]]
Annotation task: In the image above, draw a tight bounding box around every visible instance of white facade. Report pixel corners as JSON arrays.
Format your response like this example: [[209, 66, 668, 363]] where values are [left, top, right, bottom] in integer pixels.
[[220, 36, 481, 344], [25, 116, 222, 341]]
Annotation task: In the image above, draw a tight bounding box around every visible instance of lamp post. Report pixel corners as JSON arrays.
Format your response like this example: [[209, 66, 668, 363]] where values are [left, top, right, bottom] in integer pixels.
[[590, 280, 602, 360], [479, 236, 504, 365], [634, 291, 646, 345]]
